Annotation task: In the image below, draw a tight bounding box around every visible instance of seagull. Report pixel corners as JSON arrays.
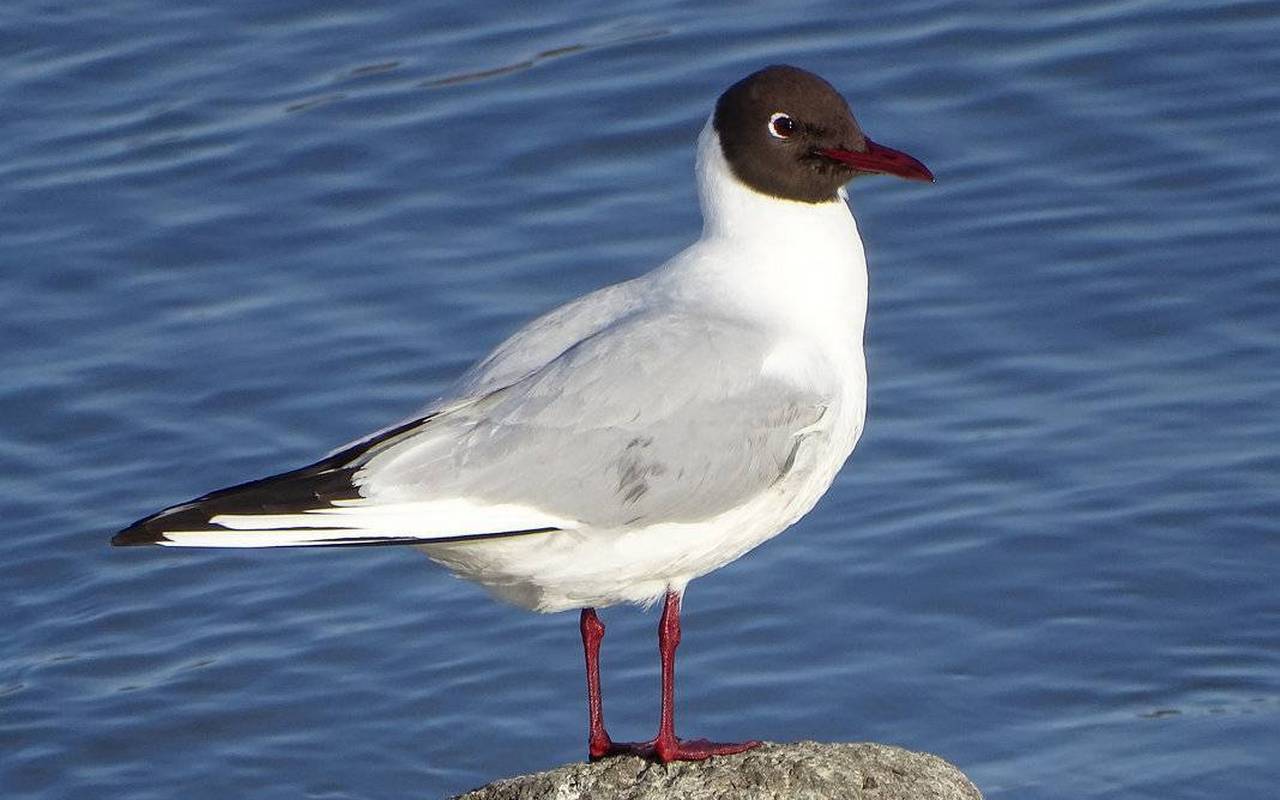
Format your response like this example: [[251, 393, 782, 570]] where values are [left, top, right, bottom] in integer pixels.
[[114, 64, 932, 763]]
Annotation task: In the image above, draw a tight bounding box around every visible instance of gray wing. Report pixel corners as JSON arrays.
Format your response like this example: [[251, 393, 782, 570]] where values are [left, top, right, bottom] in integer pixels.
[[356, 310, 829, 528], [114, 308, 830, 548], [450, 278, 646, 400]]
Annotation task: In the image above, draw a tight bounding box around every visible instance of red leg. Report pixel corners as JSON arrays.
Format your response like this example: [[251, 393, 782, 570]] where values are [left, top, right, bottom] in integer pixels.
[[599, 590, 762, 763], [580, 608, 615, 760]]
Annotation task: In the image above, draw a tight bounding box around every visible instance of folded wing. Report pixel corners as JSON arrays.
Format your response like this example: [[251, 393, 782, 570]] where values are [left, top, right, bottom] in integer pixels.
[[114, 311, 828, 547]]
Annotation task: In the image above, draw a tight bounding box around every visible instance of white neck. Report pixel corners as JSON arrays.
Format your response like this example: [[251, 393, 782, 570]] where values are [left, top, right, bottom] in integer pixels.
[[657, 121, 869, 351]]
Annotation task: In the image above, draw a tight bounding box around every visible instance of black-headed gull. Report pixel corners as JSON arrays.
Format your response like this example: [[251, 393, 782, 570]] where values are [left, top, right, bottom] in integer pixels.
[[115, 65, 932, 762]]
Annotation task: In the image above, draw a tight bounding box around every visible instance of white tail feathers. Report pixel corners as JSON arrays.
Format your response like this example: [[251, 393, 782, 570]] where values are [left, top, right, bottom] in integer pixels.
[[150, 499, 576, 548]]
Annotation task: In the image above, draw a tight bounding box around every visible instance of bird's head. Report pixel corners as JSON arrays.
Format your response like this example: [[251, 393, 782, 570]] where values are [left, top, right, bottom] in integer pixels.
[[713, 65, 933, 204]]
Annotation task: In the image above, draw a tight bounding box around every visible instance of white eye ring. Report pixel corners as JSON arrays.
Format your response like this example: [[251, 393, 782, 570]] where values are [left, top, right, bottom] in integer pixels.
[[768, 112, 796, 139]]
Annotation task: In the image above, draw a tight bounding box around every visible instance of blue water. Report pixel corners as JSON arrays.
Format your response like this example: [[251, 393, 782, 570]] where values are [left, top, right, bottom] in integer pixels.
[[3, 1, 1277, 798]]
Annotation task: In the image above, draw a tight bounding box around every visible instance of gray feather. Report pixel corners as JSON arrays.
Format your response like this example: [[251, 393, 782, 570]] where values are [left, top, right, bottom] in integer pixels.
[[356, 309, 828, 527]]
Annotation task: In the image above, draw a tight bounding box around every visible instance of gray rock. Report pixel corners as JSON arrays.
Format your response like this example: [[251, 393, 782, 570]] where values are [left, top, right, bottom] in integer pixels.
[[451, 741, 983, 800]]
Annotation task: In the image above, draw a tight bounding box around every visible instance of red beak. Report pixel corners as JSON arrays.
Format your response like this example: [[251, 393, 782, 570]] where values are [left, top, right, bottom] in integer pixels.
[[817, 138, 934, 183]]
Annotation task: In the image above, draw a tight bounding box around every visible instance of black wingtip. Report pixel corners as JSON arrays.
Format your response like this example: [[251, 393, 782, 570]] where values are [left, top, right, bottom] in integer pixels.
[[110, 412, 444, 550], [111, 517, 168, 547]]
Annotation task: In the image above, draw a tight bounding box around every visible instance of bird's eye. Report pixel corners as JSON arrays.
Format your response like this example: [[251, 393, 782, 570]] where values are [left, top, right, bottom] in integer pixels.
[[768, 113, 796, 139]]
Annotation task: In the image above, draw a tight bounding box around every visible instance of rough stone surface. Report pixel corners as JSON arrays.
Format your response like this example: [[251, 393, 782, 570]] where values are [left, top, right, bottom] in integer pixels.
[[451, 741, 982, 800]]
